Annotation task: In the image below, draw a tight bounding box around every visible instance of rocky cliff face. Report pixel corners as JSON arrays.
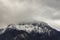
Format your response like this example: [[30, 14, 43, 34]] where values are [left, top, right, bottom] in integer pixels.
[[0, 21, 60, 40]]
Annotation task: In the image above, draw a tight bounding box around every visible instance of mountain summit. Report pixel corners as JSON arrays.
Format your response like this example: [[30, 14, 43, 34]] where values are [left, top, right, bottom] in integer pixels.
[[0, 21, 60, 40]]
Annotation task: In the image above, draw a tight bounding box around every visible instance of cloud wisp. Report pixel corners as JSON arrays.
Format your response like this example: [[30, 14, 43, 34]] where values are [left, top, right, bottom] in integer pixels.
[[0, 0, 60, 31]]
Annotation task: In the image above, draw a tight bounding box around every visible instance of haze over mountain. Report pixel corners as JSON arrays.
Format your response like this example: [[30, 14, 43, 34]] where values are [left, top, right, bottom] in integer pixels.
[[0, 0, 60, 40], [0, 0, 60, 31]]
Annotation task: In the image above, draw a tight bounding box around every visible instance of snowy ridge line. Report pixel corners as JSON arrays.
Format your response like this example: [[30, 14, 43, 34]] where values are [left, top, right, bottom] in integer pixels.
[[0, 21, 60, 40], [5, 21, 55, 35], [0, 21, 59, 35]]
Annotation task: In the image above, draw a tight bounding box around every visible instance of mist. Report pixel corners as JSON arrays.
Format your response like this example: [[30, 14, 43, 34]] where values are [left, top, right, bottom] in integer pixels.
[[0, 0, 60, 31]]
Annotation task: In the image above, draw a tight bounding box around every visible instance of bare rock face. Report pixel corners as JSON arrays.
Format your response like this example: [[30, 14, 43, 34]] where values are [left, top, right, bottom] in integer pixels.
[[0, 21, 60, 40]]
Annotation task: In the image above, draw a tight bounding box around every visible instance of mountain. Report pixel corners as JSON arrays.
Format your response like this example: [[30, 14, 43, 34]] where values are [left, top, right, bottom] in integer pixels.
[[0, 21, 60, 40]]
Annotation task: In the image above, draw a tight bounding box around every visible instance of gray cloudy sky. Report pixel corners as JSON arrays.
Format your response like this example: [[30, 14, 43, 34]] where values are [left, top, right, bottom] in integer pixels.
[[0, 0, 60, 30]]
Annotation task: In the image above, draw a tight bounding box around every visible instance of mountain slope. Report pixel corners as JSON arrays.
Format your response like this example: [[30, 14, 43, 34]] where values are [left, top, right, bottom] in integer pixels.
[[0, 21, 60, 40]]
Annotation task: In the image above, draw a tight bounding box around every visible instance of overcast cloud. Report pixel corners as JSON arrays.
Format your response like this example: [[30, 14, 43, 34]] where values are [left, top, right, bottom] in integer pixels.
[[0, 0, 60, 31]]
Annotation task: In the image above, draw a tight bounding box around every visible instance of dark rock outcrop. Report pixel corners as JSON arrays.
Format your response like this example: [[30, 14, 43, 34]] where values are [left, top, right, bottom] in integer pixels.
[[0, 21, 60, 40]]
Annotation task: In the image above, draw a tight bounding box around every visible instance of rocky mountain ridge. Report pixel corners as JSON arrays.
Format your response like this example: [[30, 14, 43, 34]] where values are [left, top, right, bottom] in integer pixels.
[[0, 21, 60, 40]]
